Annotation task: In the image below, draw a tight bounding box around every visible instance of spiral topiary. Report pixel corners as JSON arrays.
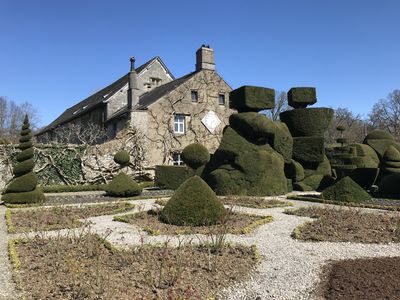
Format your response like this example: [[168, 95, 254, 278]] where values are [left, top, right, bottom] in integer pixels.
[[2, 115, 45, 204]]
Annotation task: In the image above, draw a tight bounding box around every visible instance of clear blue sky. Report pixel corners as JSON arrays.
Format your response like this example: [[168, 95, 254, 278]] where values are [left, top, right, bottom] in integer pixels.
[[1, 0, 399, 127]]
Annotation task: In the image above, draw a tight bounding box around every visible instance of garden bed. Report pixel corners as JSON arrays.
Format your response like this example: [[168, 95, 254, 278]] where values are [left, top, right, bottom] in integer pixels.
[[318, 256, 400, 299], [114, 209, 273, 235], [9, 234, 258, 299], [6, 202, 134, 233], [286, 206, 400, 243]]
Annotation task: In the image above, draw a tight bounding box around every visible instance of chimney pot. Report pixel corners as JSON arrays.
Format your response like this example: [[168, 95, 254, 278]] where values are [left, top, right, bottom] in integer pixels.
[[130, 57, 136, 71]]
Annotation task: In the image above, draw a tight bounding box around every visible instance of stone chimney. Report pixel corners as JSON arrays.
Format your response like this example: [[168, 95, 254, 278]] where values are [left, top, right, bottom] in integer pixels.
[[195, 45, 215, 71], [127, 57, 139, 109]]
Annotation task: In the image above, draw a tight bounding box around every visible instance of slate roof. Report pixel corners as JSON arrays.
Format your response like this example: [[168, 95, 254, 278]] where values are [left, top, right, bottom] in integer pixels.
[[35, 57, 173, 135], [105, 71, 198, 123]]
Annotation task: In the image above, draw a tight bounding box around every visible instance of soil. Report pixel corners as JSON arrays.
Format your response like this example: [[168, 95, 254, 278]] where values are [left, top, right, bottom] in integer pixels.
[[286, 206, 400, 243], [114, 209, 272, 235], [14, 235, 257, 300], [9, 202, 134, 233], [221, 196, 292, 209], [319, 256, 400, 300]]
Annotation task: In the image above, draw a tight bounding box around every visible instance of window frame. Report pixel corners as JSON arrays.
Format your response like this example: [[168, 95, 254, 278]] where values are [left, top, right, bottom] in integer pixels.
[[174, 115, 186, 134], [172, 152, 184, 165], [191, 90, 199, 103], [218, 93, 226, 106]]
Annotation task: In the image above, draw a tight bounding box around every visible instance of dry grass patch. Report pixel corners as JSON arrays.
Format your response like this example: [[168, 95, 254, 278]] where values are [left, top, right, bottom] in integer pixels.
[[10, 234, 258, 299], [7, 202, 134, 233], [286, 206, 400, 243], [114, 209, 273, 235]]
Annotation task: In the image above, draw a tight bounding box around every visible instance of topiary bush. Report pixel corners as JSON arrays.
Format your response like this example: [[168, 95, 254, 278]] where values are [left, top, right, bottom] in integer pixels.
[[287, 87, 317, 108], [382, 145, 400, 175], [378, 173, 400, 196], [114, 150, 130, 166], [229, 85, 275, 112], [292, 136, 325, 163], [181, 143, 210, 170], [104, 173, 142, 197], [155, 165, 193, 190], [160, 176, 226, 226], [2, 115, 45, 204], [321, 176, 371, 203]]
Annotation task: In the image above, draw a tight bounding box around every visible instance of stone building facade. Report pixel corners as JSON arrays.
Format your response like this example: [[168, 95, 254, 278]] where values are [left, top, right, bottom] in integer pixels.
[[36, 46, 234, 169]]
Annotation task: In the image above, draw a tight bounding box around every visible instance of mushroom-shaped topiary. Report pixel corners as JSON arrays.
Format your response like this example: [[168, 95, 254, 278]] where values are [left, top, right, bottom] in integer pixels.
[[181, 143, 210, 170], [2, 115, 45, 204], [114, 150, 130, 166], [160, 176, 226, 226], [104, 173, 142, 197]]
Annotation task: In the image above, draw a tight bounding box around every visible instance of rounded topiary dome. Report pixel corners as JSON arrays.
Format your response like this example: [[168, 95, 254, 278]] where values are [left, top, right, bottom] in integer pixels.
[[181, 143, 210, 169], [336, 125, 346, 132], [104, 172, 142, 197], [114, 150, 130, 166], [160, 176, 226, 226], [365, 130, 394, 141]]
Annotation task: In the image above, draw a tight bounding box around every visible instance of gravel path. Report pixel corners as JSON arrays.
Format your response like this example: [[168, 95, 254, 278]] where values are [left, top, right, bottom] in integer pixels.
[[0, 206, 18, 300], [4, 196, 400, 299]]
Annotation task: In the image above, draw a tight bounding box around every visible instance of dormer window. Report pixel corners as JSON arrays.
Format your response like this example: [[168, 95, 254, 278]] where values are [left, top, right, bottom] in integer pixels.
[[150, 77, 162, 86], [191, 90, 199, 102]]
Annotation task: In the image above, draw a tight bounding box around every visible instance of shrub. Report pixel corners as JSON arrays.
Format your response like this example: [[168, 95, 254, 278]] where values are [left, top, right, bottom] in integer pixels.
[[382, 145, 400, 175], [285, 159, 305, 182], [292, 136, 325, 163], [378, 173, 400, 195], [114, 150, 130, 166], [351, 143, 380, 168], [160, 176, 226, 226], [2, 116, 44, 204], [350, 168, 379, 189], [322, 176, 371, 203], [155, 165, 193, 190], [272, 121, 293, 163], [104, 173, 142, 197], [364, 130, 394, 141], [229, 85, 275, 112], [287, 87, 317, 108], [336, 125, 346, 132], [280, 108, 334, 137], [181, 143, 210, 170], [229, 112, 275, 140]]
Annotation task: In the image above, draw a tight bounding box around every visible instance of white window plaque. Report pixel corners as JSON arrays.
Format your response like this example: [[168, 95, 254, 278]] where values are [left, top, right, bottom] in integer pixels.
[[201, 111, 221, 133]]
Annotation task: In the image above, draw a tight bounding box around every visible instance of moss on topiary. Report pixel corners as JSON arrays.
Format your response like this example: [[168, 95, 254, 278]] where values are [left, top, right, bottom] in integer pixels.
[[321, 176, 371, 203], [114, 150, 130, 166], [229, 85, 275, 112], [287, 87, 317, 108], [378, 173, 400, 196], [280, 108, 334, 137], [2, 115, 44, 204], [160, 176, 226, 226], [181, 143, 210, 170], [104, 172, 142, 197]]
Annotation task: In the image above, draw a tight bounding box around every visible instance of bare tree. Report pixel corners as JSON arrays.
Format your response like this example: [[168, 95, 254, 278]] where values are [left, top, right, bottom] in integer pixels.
[[261, 91, 290, 121], [51, 122, 109, 145], [368, 90, 400, 140], [325, 107, 368, 144]]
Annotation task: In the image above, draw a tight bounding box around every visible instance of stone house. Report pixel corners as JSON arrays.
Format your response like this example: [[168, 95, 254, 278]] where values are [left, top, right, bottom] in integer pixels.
[[36, 45, 234, 168]]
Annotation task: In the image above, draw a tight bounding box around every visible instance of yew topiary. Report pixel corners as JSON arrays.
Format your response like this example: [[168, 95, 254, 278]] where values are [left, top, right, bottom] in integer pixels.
[[287, 87, 317, 108], [104, 173, 142, 197], [378, 173, 400, 196], [181, 143, 210, 170], [114, 150, 130, 166], [160, 176, 226, 226], [229, 85, 275, 112], [2, 115, 45, 204], [321, 176, 371, 203]]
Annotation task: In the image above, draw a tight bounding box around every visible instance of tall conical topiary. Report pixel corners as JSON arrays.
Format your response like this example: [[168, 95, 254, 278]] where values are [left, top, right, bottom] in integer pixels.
[[2, 115, 45, 204]]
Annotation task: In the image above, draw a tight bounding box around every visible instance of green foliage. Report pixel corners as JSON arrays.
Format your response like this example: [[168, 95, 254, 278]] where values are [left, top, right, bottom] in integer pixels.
[[364, 130, 394, 141], [160, 176, 226, 226], [104, 172, 142, 197], [351, 143, 379, 168], [13, 159, 34, 176], [5, 172, 38, 193], [336, 138, 347, 144], [2, 187, 45, 204], [382, 145, 400, 175], [350, 168, 379, 189], [280, 108, 334, 137], [19, 141, 33, 150], [292, 136, 325, 163], [293, 181, 313, 191], [114, 150, 130, 166], [302, 174, 334, 191], [155, 165, 193, 190], [287, 87, 317, 108], [229, 112, 275, 140], [229, 85, 275, 112], [336, 125, 346, 132], [378, 174, 400, 196], [181, 143, 210, 169], [285, 159, 305, 182], [272, 121, 293, 163], [16, 148, 34, 162], [364, 139, 394, 158], [322, 176, 371, 202]]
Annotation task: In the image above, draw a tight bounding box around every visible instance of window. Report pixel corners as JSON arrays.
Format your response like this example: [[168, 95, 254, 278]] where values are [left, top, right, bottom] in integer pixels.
[[174, 115, 185, 134], [172, 153, 184, 165], [218, 93, 225, 105], [191, 90, 198, 102], [150, 77, 162, 86]]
